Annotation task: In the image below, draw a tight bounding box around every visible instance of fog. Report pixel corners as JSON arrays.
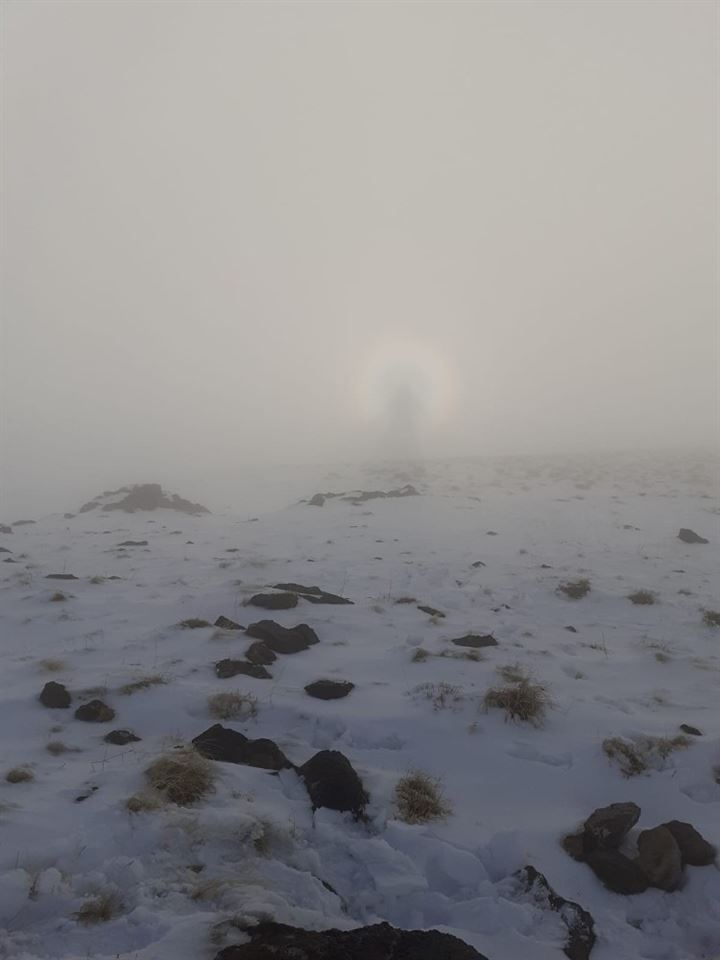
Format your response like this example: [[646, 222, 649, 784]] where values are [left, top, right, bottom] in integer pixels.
[[2, 0, 717, 517]]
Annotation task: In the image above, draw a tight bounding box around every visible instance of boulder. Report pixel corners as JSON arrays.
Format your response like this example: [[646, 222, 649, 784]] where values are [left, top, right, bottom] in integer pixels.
[[305, 680, 354, 700], [104, 729, 141, 745], [39, 681, 72, 709], [249, 592, 298, 610], [214, 920, 486, 959], [584, 849, 649, 894], [298, 749, 368, 817], [636, 826, 682, 891], [245, 642, 277, 665], [516, 865, 595, 960], [661, 820, 716, 866], [214, 615, 244, 630], [245, 620, 319, 655], [0, 525, 12, 534], [679, 724, 703, 737], [46, 574, 78, 580], [583, 802, 641, 851], [417, 605, 445, 617], [678, 528, 708, 544], [308, 493, 326, 506], [215, 659, 271, 680], [193, 724, 291, 771], [0, 547, 11, 553], [74, 699, 115, 723], [451, 633, 498, 649], [272, 583, 353, 605]]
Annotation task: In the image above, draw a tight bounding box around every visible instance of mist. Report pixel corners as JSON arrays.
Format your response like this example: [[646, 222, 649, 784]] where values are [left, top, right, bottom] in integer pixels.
[[2, 0, 717, 517]]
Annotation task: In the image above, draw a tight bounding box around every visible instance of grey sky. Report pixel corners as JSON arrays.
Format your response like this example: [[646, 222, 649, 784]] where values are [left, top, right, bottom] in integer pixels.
[[1, 0, 717, 515]]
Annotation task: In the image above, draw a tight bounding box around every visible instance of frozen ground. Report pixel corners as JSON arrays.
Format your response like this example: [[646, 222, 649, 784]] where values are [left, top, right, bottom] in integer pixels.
[[0, 452, 718, 960]]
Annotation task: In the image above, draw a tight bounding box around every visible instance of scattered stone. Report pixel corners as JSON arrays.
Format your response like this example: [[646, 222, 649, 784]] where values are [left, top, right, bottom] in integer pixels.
[[678, 528, 708, 544], [74, 700, 115, 723], [249, 592, 298, 610], [0, 547, 11, 553], [418, 605, 445, 617], [245, 620, 319, 654], [193, 724, 292, 771], [13, 520, 35, 526], [46, 574, 78, 580], [451, 633, 498, 649], [516, 865, 596, 960], [100, 483, 209, 515], [245, 641, 277, 665], [297, 749, 368, 817], [583, 802, 641, 851], [215, 659, 271, 680], [584, 849, 649, 894], [679, 724, 703, 737], [661, 820, 716, 866], [104, 729, 141, 745], [214, 615, 244, 630], [565, 626, 578, 633], [0, 525, 12, 534], [63, 513, 75, 519], [309, 494, 326, 506], [117, 540, 148, 546], [636, 825, 683, 891], [39, 681, 72, 709], [471, 560, 486, 568], [305, 680, 354, 700], [3, 557, 17, 563], [343, 485, 419, 504], [214, 920, 486, 960], [272, 583, 353, 605], [486, 530, 498, 536], [74, 785, 99, 803]]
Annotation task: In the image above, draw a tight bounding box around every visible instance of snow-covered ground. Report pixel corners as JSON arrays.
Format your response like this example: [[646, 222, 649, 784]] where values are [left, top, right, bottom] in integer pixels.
[[1, 452, 718, 960]]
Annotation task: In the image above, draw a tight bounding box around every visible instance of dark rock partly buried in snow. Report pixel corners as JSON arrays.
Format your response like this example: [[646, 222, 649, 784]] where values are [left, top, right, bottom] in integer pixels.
[[0, 547, 11, 553], [245, 641, 277, 666], [584, 849, 649, 894], [305, 680, 354, 700], [74, 700, 115, 723], [245, 620, 319, 654], [101, 483, 209, 515], [46, 573, 78, 580], [516, 865, 596, 960], [248, 592, 298, 610], [214, 920, 487, 960], [214, 615, 244, 630], [13, 520, 35, 526], [193, 724, 291, 771], [117, 540, 148, 547], [215, 659, 271, 680], [39, 681, 72, 709], [583, 802, 641, 851], [273, 583, 354, 605], [417, 605, 445, 618], [679, 724, 703, 737], [661, 820, 716, 866], [451, 633, 498, 649], [297, 749, 368, 817], [636, 825, 683, 891], [104, 729, 141, 745], [308, 493, 326, 506], [0, 525, 12, 534], [678, 528, 708, 544]]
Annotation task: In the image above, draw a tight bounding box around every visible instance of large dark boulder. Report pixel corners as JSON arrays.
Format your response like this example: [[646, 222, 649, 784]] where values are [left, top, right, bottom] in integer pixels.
[[451, 634, 498, 649], [678, 528, 708, 544], [245, 642, 277, 665], [583, 802, 641, 851], [636, 826, 682, 891], [215, 615, 244, 630], [245, 620, 318, 654], [39, 681, 72, 709], [661, 820, 716, 866], [214, 920, 486, 960], [515, 866, 595, 960], [193, 724, 291, 771], [297, 750, 368, 817], [215, 659, 271, 680], [74, 699, 115, 722], [249, 592, 298, 610], [46, 573, 78, 580], [584, 850, 649, 894], [305, 680, 354, 700]]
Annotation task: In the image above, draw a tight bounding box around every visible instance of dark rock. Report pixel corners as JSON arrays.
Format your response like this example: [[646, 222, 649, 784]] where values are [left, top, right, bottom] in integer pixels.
[[74, 785, 99, 802], [118, 540, 148, 546], [417, 605, 445, 617], [678, 528, 708, 544], [39, 681, 72, 709], [471, 561, 486, 568], [74, 699, 115, 722], [79, 501, 100, 513], [636, 826, 683, 891], [309, 494, 326, 506], [486, 530, 498, 536], [214, 920, 486, 960], [46, 574, 78, 580], [273, 583, 353, 605], [101, 484, 209, 515], [562, 832, 587, 862], [104, 729, 141, 745], [193, 724, 291, 771], [661, 820, 716, 866], [249, 592, 298, 610], [214, 615, 244, 630], [305, 680, 354, 700], [451, 633, 498, 649], [13, 520, 35, 526], [0, 524, 13, 534], [215, 659, 271, 680], [583, 802, 641, 851], [63, 513, 75, 519], [0, 547, 11, 553], [565, 626, 578, 633], [245, 620, 318, 654], [3, 558, 18, 563], [585, 849, 649, 894], [245, 641, 277, 665], [297, 749, 368, 817], [516, 865, 596, 960], [343, 485, 419, 504], [679, 724, 703, 737]]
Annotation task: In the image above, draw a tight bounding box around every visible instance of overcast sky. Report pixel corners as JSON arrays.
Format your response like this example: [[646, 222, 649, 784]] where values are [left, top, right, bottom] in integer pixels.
[[1, 0, 718, 515]]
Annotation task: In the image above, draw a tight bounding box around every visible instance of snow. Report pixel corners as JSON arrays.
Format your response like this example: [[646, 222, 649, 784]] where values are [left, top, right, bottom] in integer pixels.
[[0, 452, 718, 960]]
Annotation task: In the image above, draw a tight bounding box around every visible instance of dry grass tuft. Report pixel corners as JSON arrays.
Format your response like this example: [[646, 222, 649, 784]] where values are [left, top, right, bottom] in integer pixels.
[[395, 771, 451, 824], [125, 792, 162, 814], [483, 679, 551, 726], [73, 891, 122, 924], [38, 658, 67, 673], [143, 747, 215, 806], [602, 734, 691, 777], [412, 682, 464, 711], [411, 647, 429, 662], [557, 578, 591, 600], [179, 618, 212, 629], [497, 662, 530, 684], [208, 690, 258, 721], [119, 675, 167, 696], [89, 576, 105, 585], [628, 590, 656, 605], [50, 591, 67, 602], [46, 741, 71, 755], [702, 610, 720, 628], [5, 767, 34, 784]]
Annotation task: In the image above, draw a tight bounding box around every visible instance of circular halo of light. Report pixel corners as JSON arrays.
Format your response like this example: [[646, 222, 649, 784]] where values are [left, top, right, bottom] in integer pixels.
[[355, 339, 455, 429]]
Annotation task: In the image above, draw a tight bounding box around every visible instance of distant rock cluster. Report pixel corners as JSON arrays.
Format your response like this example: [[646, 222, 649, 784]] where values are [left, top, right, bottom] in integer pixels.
[[78, 483, 209, 515], [305, 484, 419, 507]]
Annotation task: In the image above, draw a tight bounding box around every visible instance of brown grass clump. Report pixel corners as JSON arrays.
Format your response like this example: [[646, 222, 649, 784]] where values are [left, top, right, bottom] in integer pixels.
[[46, 741, 70, 755], [125, 792, 163, 814], [208, 691, 258, 721], [395, 771, 451, 824], [557, 579, 591, 600], [89, 576, 106, 585], [483, 679, 551, 726], [179, 618, 212, 629], [119, 675, 167, 696], [702, 610, 720, 628], [73, 891, 122, 924], [50, 591, 67, 602], [602, 734, 691, 777], [38, 658, 67, 673], [497, 662, 529, 684], [5, 768, 34, 784], [411, 648, 429, 662], [627, 590, 656, 605], [143, 747, 215, 806]]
